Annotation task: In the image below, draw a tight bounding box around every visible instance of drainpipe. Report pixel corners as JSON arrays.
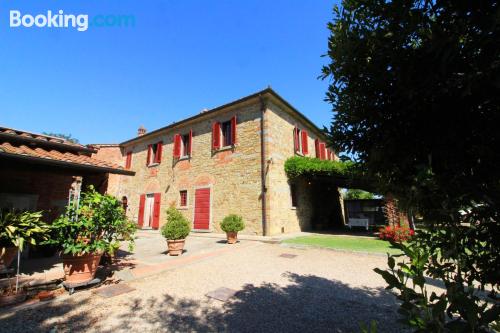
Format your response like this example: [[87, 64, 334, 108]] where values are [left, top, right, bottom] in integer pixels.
[[259, 94, 268, 236]]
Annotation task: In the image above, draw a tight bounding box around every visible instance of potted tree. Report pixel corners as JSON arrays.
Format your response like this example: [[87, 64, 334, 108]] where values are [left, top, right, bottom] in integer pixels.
[[161, 207, 190, 256], [0, 209, 49, 306], [220, 214, 245, 244], [47, 186, 136, 284]]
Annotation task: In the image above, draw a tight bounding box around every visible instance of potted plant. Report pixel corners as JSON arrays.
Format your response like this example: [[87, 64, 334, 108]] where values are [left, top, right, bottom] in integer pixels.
[[220, 214, 245, 244], [46, 186, 136, 284], [161, 207, 190, 256], [0, 210, 48, 270], [0, 209, 49, 305]]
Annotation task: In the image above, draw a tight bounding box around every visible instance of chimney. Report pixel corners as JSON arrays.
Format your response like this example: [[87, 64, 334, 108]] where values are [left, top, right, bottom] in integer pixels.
[[137, 125, 146, 136]]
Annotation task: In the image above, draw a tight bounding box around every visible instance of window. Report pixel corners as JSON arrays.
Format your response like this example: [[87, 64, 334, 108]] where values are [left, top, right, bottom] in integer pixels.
[[179, 190, 188, 207], [221, 120, 232, 147], [173, 130, 192, 159], [315, 139, 327, 160], [294, 127, 308, 155], [290, 184, 298, 208], [181, 134, 190, 158], [147, 142, 163, 166], [121, 196, 128, 211], [212, 116, 237, 150], [125, 151, 132, 169]]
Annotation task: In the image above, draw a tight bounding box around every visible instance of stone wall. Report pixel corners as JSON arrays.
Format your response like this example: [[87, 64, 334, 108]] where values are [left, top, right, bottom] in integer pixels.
[[263, 100, 326, 234], [107, 102, 264, 235], [96, 93, 343, 236]]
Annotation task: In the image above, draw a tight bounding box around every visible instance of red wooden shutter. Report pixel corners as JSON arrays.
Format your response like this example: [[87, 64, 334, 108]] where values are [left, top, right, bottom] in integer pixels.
[[125, 152, 132, 169], [301, 130, 308, 155], [152, 193, 161, 229], [294, 127, 300, 152], [320, 143, 326, 160], [173, 134, 181, 158], [188, 129, 193, 156], [315, 139, 320, 158], [146, 144, 152, 165], [155, 141, 163, 163], [138, 194, 146, 227], [231, 116, 237, 145], [212, 122, 221, 150]]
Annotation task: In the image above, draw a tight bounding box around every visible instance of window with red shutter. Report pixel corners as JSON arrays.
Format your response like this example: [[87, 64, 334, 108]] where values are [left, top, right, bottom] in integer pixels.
[[188, 129, 193, 156], [221, 120, 232, 147], [294, 127, 300, 153], [125, 151, 132, 169], [146, 144, 152, 166], [212, 122, 221, 150], [230, 116, 237, 145], [315, 139, 320, 158], [179, 190, 187, 207], [173, 134, 181, 159], [301, 130, 308, 155], [320, 142, 326, 160], [155, 141, 163, 163]]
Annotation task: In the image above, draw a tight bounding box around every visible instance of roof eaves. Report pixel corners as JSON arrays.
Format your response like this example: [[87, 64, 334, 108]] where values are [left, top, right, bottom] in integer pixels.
[[119, 88, 327, 145]]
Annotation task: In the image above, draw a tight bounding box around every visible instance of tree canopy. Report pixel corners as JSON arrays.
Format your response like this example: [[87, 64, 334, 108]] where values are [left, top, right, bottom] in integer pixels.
[[322, 0, 499, 330], [321, 0, 500, 221], [42, 132, 80, 144]]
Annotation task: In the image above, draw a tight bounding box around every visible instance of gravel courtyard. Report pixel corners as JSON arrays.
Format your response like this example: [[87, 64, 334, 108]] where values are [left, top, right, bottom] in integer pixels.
[[0, 239, 409, 333]]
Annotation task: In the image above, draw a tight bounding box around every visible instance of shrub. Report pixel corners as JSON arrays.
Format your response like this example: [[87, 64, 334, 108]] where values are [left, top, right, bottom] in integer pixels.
[[220, 214, 245, 233], [379, 225, 414, 242], [161, 207, 190, 240], [0, 210, 49, 250], [46, 186, 136, 255]]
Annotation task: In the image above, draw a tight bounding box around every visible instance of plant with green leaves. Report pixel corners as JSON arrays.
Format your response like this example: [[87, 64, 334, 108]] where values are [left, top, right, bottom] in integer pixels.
[[161, 207, 190, 240], [46, 186, 136, 255], [323, 0, 500, 330], [220, 214, 245, 233], [375, 228, 499, 332], [0, 209, 49, 250]]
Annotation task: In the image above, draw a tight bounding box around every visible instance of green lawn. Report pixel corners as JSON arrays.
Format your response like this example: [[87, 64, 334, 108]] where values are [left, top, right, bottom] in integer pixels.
[[283, 235, 401, 254]]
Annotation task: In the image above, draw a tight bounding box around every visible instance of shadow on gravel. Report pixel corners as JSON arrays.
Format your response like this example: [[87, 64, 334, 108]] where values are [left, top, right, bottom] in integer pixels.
[[1, 272, 407, 333], [114, 272, 407, 333]]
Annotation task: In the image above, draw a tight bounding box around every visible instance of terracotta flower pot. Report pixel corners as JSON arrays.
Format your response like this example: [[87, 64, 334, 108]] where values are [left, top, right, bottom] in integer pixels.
[[226, 232, 238, 244], [38, 290, 55, 302], [167, 239, 185, 256], [0, 290, 27, 307], [0, 247, 18, 270], [62, 252, 102, 284]]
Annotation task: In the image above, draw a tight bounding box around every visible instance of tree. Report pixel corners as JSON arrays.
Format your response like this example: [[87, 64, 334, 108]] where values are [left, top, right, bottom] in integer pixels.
[[343, 188, 374, 200], [42, 132, 80, 144], [322, 0, 499, 331]]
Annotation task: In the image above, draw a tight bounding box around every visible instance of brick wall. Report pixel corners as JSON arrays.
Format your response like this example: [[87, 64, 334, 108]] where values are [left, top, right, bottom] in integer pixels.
[[0, 160, 108, 222]]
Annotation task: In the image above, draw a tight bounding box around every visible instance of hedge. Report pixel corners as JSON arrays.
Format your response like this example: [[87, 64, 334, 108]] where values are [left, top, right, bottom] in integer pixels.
[[284, 156, 358, 179]]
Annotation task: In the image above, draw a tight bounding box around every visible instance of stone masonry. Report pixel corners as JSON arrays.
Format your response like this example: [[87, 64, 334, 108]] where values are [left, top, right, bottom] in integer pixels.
[[95, 89, 341, 236]]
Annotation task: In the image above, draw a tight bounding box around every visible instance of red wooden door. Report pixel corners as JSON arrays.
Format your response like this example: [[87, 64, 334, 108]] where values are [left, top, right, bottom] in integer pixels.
[[194, 188, 210, 230], [152, 193, 161, 229]]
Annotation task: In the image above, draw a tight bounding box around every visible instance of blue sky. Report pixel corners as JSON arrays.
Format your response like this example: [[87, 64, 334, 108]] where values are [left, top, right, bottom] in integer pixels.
[[0, 0, 337, 144]]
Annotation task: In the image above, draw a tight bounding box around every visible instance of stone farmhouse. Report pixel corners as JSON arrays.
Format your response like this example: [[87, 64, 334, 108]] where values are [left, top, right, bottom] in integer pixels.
[[94, 88, 344, 236]]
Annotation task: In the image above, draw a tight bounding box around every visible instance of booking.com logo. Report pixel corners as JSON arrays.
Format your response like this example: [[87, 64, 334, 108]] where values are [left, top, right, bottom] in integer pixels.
[[9, 10, 136, 32]]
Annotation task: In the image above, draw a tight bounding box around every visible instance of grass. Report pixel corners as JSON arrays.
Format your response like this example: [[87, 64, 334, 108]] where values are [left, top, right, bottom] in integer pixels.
[[283, 235, 401, 254]]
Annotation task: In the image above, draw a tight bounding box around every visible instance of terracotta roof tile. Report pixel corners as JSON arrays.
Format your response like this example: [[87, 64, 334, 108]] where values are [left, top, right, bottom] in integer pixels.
[[0, 126, 85, 148], [0, 141, 129, 174]]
